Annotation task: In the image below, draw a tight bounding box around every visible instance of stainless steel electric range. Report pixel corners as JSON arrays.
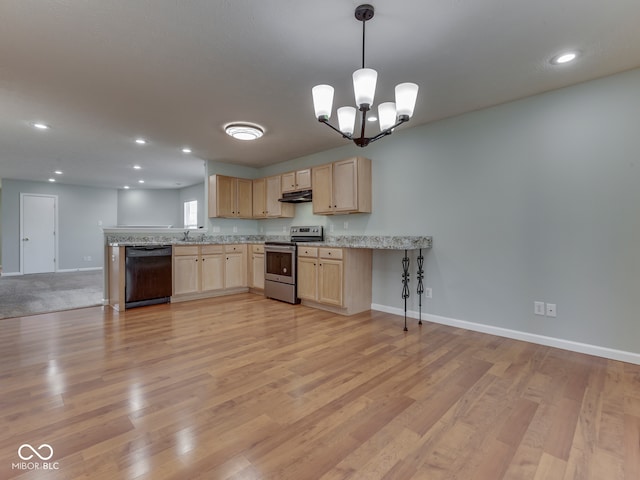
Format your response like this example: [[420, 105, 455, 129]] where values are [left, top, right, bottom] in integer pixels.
[[264, 226, 324, 304]]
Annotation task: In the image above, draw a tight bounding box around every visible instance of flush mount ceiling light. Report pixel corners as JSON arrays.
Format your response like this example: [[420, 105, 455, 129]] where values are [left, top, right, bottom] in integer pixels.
[[181, 147, 192, 154], [224, 123, 264, 141], [312, 4, 418, 148], [32, 122, 50, 130], [551, 51, 579, 65], [135, 138, 147, 145]]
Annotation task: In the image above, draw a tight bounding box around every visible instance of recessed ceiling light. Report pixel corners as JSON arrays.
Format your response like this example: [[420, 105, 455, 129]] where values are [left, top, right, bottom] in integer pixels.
[[135, 138, 147, 145], [123, 185, 130, 189], [181, 147, 192, 154], [133, 165, 141, 170], [48, 178, 56, 182], [138, 179, 145, 184], [32, 122, 50, 130], [224, 123, 264, 141], [54, 170, 63, 175], [551, 51, 578, 65]]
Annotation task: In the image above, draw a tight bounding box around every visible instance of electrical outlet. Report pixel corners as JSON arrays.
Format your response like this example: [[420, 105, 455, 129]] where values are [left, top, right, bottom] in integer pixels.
[[546, 303, 557, 317], [424, 287, 432, 299], [282, 226, 287, 233], [233, 226, 238, 233], [343, 221, 349, 230], [212, 226, 221, 233], [534, 301, 545, 316], [330, 224, 334, 233]]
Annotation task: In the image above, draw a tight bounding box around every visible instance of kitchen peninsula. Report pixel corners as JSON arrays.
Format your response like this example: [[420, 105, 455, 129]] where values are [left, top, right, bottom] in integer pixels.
[[104, 229, 432, 321]]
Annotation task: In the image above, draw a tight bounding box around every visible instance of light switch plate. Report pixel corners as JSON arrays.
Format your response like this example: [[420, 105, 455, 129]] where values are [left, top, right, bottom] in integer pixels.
[[534, 301, 545, 316]]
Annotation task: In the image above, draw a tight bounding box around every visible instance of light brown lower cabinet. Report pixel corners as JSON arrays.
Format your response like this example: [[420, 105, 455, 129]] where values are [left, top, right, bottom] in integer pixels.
[[297, 246, 372, 315], [224, 244, 247, 289], [172, 244, 247, 302], [249, 244, 265, 290]]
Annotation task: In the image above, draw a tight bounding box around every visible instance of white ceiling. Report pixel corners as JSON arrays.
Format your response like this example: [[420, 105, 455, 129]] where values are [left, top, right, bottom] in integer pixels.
[[1, 0, 640, 189]]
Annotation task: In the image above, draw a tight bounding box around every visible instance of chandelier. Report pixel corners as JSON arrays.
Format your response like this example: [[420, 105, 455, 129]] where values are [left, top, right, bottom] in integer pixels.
[[312, 4, 418, 147]]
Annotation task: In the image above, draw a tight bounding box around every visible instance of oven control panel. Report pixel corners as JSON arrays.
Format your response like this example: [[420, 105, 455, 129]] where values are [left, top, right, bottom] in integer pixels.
[[290, 225, 323, 241]]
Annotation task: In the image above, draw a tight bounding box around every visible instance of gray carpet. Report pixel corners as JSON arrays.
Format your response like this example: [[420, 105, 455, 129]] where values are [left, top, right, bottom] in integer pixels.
[[0, 270, 103, 319]]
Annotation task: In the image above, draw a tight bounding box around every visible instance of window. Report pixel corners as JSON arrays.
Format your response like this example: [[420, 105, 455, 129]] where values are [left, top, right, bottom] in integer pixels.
[[183, 200, 198, 229]]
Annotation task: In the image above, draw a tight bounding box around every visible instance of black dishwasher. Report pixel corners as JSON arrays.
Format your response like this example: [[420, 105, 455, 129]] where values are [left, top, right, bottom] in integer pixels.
[[125, 246, 173, 309]]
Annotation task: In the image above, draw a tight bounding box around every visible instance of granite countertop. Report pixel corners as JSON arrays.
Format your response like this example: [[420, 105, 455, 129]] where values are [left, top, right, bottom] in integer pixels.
[[106, 234, 432, 250], [302, 235, 432, 250]]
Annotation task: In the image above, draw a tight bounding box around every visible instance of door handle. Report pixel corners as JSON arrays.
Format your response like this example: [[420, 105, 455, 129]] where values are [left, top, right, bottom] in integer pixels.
[[22, 237, 30, 241]]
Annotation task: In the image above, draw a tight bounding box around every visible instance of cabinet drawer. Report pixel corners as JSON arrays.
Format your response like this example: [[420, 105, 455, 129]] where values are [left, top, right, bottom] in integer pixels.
[[173, 245, 199, 256], [319, 248, 342, 260], [298, 246, 318, 258], [201, 244, 224, 255], [252, 244, 265, 254], [224, 244, 246, 253]]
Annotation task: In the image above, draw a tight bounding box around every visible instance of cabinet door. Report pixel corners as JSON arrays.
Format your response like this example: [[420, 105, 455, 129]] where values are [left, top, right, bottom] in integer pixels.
[[296, 169, 312, 190], [265, 175, 283, 217], [332, 158, 358, 212], [216, 175, 236, 217], [236, 178, 253, 218], [297, 256, 318, 301], [225, 252, 245, 288], [312, 164, 333, 214], [281, 172, 297, 193], [318, 259, 343, 306], [174, 255, 199, 295], [252, 178, 266, 218], [251, 253, 265, 289], [201, 254, 224, 291]]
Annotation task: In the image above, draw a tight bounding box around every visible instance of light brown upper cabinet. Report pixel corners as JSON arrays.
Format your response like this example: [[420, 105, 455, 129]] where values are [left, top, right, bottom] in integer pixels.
[[252, 178, 267, 218], [281, 168, 312, 193], [312, 157, 372, 215], [208, 175, 253, 218], [265, 175, 294, 218]]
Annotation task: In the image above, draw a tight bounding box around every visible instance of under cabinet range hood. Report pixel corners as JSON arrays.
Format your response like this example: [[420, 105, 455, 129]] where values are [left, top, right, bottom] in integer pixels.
[[278, 189, 312, 203]]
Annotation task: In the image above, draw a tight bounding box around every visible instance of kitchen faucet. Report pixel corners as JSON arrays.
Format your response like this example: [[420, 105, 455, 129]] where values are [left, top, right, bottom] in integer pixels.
[[182, 230, 190, 241]]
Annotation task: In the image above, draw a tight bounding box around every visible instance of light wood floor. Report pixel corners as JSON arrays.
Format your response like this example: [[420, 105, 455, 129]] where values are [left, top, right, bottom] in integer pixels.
[[1, 294, 639, 479]]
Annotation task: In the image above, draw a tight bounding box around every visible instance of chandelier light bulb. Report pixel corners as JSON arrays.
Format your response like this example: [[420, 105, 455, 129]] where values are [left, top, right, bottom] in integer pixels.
[[395, 83, 419, 118], [353, 68, 378, 109], [312, 85, 334, 119], [337, 106, 357, 135], [378, 102, 397, 131]]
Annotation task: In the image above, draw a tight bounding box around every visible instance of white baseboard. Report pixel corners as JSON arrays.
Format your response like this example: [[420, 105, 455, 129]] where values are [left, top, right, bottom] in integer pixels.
[[1, 271, 22, 277], [2, 267, 103, 277], [371, 303, 640, 366], [56, 267, 104, 273]]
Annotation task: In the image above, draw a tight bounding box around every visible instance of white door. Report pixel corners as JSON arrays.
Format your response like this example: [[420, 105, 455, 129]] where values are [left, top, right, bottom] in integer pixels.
[[21, 194, 57, 274]]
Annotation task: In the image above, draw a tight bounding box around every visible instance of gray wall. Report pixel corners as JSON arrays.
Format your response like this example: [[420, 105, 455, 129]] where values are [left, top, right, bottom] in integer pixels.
[[1, 180, 117, 273], [117, 189, 181, 227], [254, 68, 640, 354]]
